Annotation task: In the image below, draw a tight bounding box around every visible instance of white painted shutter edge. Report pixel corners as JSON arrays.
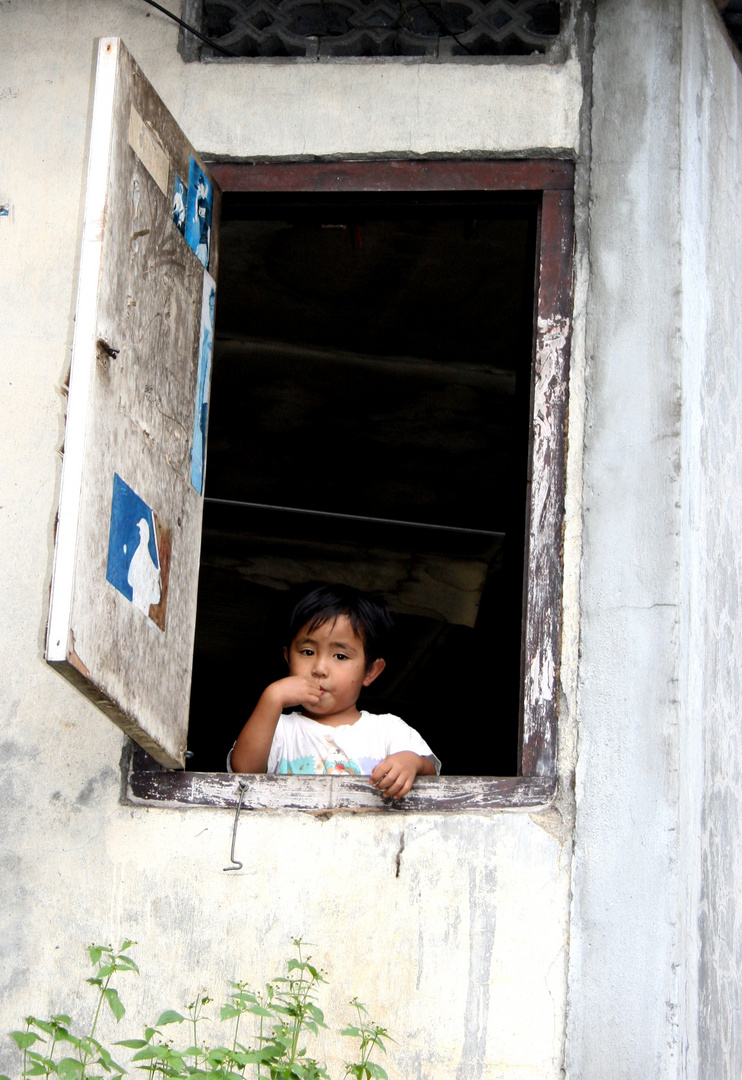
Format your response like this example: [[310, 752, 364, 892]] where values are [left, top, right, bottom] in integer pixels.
[[46, 38, 120, 663]]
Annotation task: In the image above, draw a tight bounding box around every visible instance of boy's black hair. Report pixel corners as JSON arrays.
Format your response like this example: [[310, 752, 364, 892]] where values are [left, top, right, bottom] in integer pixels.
[[286, 584, 393, 666]]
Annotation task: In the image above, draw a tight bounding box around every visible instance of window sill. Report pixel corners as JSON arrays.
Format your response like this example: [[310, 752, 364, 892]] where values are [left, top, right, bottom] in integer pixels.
[[126, 765, 556, 813]]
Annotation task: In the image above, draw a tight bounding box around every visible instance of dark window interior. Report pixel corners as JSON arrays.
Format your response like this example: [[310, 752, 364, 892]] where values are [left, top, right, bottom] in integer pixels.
[[186, 191, 538, 775]]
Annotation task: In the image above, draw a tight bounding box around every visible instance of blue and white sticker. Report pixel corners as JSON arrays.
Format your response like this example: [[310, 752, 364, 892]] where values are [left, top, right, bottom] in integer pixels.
[[190, 270, 216, 495], [185, 157, 212, 270], [172, 173, 187, 236], [106, 474, 161, 618]]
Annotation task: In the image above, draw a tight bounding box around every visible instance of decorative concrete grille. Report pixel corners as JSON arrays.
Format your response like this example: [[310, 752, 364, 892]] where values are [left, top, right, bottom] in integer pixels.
[[190, 0, 561, 58]]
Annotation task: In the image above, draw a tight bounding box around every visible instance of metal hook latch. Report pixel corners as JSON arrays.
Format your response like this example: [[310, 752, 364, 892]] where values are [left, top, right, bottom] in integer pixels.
[[224, 780, 249, 871]]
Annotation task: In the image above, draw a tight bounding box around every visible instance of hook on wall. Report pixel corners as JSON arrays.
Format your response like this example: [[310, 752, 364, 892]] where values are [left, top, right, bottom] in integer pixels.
[[224, 780, 249, 871]]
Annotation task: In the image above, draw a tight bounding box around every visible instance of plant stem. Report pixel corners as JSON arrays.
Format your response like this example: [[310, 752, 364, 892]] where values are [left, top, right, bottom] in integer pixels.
[[81, 972, 111, 1078], [22, 1019, 30, 1080], [256, 1011, 264, 1080]]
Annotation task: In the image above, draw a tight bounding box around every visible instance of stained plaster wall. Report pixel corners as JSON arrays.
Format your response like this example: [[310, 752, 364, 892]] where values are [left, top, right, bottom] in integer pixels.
[[679, 3, 742, 1076], [567, 1, 742, 1077], [0, 2, 585, 1079]]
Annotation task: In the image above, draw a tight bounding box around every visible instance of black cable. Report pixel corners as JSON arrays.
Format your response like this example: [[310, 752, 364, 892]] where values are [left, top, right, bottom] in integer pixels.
[[205, 497, 504, 538], [139, 0, 238, 57]]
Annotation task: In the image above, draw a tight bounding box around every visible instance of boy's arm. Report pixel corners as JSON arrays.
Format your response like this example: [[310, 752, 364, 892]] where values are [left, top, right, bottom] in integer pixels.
[[230, 676, 320, 773], [369, 751, 436, 800]]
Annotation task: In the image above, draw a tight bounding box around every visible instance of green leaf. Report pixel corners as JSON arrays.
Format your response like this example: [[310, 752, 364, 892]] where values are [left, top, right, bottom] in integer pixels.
[[120, 940, 135, 952], [203, 1050, 228, 1065], [132, 1047, 169, 1063], [11, 1031, 41, 1050], [115, 1040, 149, 1050], [238, 1049, 277, 1065], [156, 1012, 185, 1027], [114, 957, 140, 975], [31, 1020, 57, 1036], [57, 1058, 84, 1080], [88, 947, 104, 966], [340, 1027, 361, 1038], [363, 1065, 387, 1080], [78, 1038, 101, 1057], [230, 1052, 255, 1067], [105, 988, 126, 1023], [25, 1051, 53, 1064], [54, 1031, 77, 1047], [218, 1006, 240, 1021], [247, 1005, 273, 1018], [52, 1015, 72, 1026], [96, 1047, 115, 1070]]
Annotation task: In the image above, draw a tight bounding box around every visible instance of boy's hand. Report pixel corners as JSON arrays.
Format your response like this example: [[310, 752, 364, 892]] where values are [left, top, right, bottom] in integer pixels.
[[370, 751, 427, 800], [265, 675, 322, 712], [230, 676, 321, 773]]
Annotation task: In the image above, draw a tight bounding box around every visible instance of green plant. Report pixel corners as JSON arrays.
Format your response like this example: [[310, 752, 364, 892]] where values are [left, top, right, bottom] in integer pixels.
[[1, 939, 390, 1080]]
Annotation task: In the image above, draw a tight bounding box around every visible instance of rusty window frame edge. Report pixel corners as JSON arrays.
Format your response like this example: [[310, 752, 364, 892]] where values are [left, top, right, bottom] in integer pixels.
[[126, 158, 574, 814]]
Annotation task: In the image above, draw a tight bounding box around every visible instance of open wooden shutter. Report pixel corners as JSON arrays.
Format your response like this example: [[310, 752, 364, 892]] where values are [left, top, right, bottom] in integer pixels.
[[46, 38, 220, 768]]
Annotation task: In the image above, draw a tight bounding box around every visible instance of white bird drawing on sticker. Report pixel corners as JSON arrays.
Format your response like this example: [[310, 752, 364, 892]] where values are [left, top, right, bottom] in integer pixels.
[[127, 518, 161, 616]]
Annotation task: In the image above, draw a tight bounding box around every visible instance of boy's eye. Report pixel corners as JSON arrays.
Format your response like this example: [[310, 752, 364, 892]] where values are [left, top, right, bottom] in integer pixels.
[[334, 653, 349, 661], [299, 648, 314, 656]]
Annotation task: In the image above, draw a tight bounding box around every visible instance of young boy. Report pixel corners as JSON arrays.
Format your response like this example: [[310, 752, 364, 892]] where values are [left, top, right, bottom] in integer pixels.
[[229, 584, 440, 799]]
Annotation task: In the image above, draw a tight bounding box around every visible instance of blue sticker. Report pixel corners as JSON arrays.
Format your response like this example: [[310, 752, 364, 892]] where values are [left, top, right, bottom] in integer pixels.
[[185, 157, 212, 269], [106, 474, 162, 616], [172, 174, 187, 235], [190, 271, 216, 494]]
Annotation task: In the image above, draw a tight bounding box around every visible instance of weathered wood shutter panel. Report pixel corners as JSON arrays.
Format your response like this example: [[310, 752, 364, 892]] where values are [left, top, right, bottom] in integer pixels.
[[46, 38, 221, 768]]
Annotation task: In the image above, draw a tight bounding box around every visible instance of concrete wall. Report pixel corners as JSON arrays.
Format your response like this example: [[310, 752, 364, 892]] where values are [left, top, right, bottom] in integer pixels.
[[566, 1, 686, 1072], [0, 4, 584, 1080], [679, 4, 742, 1077], [566, 1, 742, 1077]]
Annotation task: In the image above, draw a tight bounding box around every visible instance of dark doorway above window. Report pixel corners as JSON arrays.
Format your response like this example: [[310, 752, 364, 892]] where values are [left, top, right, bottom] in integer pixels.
[[180, 0, 562, 59]]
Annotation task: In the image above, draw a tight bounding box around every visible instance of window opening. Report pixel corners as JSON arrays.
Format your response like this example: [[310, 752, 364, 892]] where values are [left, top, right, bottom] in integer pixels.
[[186, 191, 538, 775], [180, 0, 562, 59]]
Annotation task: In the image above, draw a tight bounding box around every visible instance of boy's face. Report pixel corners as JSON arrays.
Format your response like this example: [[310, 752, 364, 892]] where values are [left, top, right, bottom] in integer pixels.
[[285, 614, 385, 722]]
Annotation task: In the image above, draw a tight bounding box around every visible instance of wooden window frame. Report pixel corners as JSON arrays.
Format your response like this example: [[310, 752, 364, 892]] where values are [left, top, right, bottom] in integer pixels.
[[127, 158, 574, 813]]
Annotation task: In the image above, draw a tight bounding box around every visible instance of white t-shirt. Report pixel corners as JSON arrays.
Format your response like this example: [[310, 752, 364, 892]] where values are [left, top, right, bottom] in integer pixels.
[[228, 711, 440, 776]]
